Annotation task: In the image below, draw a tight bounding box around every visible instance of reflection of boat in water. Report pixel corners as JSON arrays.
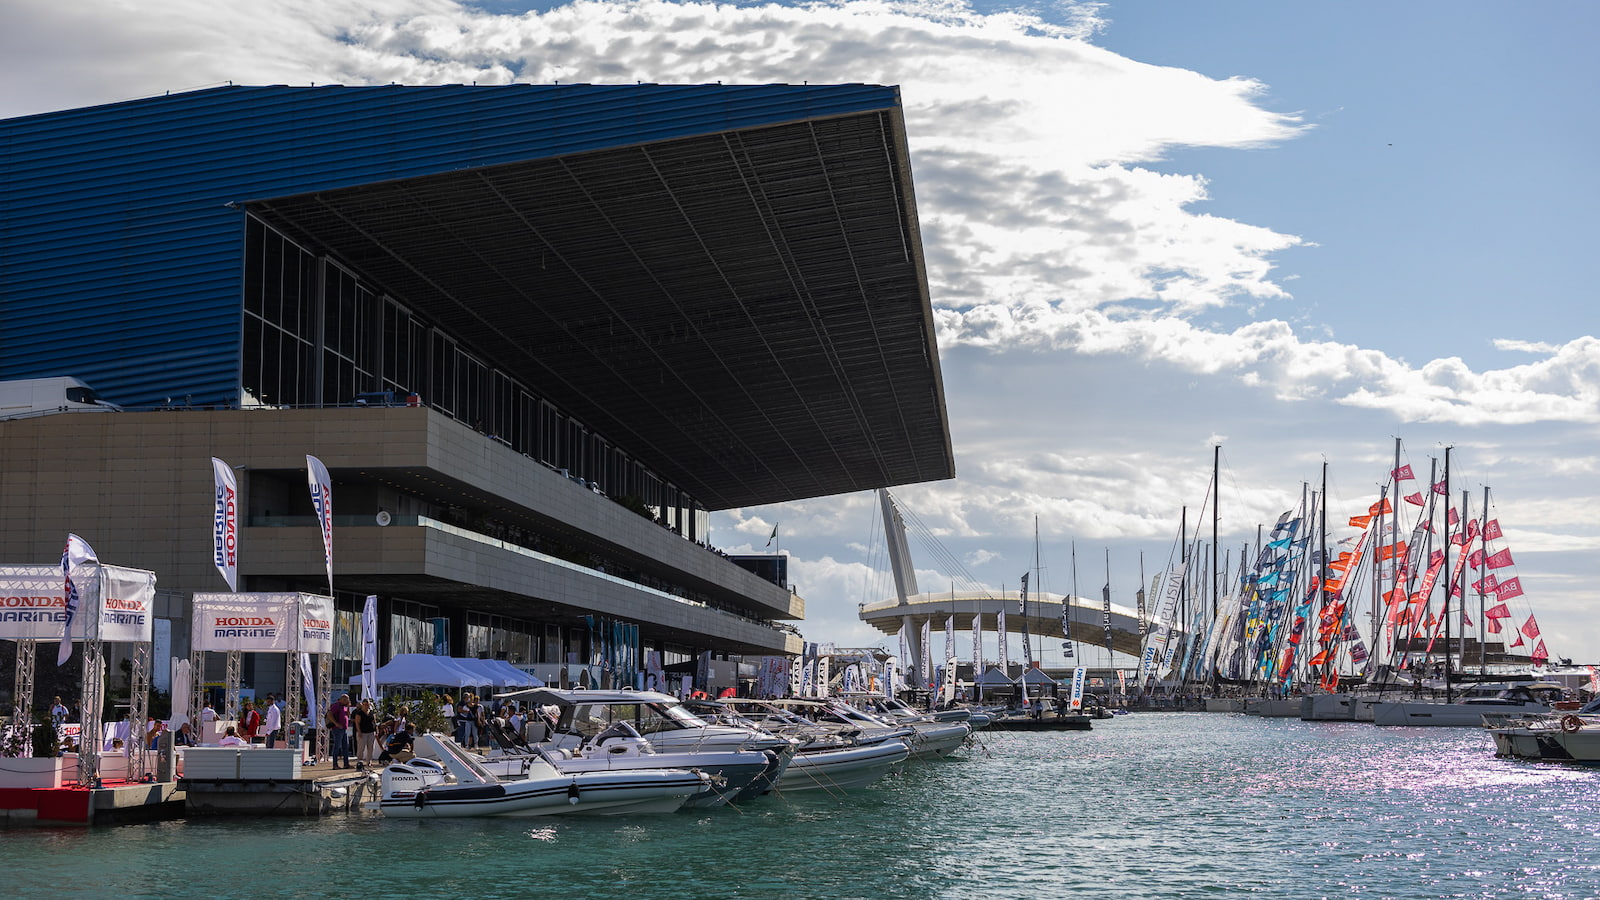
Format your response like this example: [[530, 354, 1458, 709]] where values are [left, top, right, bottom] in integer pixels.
[[1372, 682, 1569, 727], [1489, 696, 1600, 763], [369, 733, 710, 818]]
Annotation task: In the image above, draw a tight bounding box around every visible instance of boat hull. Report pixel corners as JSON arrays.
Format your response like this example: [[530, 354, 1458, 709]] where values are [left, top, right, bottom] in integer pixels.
[[1372, 700, 1552, 727], [985, 714, 1093, 731], [777, 740, 910, 792], [1242, 698, 1301, 718], [374, 767, 708, 818], [1491, 715, 1600, 763]]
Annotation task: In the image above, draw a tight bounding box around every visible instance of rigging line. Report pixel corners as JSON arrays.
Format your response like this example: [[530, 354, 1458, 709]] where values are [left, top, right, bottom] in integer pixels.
[[885, 490, 995, 598]]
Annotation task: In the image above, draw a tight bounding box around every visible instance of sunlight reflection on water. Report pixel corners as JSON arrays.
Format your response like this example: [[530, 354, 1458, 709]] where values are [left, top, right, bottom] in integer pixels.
[[6, 713, 1598, 899]]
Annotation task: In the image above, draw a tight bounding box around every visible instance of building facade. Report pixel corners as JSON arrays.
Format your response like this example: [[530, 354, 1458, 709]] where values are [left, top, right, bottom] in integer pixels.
[[0, 84, 953, 693]]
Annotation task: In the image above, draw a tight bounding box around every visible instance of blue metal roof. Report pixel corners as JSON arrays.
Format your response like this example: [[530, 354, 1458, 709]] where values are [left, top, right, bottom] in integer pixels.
[[0, 83, 901, 407]]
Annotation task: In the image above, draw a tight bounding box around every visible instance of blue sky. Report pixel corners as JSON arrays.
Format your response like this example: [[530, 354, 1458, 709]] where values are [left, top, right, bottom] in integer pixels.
[[3, 0, 1596, 669]]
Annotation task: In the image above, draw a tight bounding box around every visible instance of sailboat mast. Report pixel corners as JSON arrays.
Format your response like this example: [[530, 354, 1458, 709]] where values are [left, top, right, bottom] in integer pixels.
[[1212, 444, 1220, 621], [1442, 445, 1453, 704], [1314, 461, 1327, 689], [1479, 485, 1490, 675]]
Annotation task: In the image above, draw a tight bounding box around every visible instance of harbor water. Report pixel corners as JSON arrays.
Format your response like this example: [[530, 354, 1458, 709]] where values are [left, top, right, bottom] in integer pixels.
[[9, 713, 1599, 899]]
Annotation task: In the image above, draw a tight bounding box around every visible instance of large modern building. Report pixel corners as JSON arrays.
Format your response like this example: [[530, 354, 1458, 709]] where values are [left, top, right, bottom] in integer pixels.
[[0, 84, 953, 692]]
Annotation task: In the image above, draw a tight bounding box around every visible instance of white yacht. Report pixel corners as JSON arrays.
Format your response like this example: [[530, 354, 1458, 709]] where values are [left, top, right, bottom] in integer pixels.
[[1371, 682, 1568, 727], [1489, 695, 1600, 763]]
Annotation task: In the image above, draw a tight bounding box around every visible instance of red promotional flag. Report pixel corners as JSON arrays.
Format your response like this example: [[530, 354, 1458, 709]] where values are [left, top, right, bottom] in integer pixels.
[[1471, 574, 1499, 593], [1521, 616, 1541, 639], [1486, 548, 1515, 569], [1308, 650, 1329, 666], [1368, 498, 1394, 516], [1348, 514, 1372, 529], [1462, 612, 1473, 627], [1404, 492, 1425, 506], [1485, 618, 1502, 634], [1494, 578, 1524, 600], [1447, 507, 1459, 527], [1485, 602, 1512, 619], [1392, 464, 1415, 481], [1466, 518, 1480, 541], [1430, 549, 1445, 568], [1532, 640, 1549, 664], [1432, 480, 1448, 496], [1468, 548, 1485, 568], [1482, 519, 1503, 541], [1509, 631, 1524, 648]]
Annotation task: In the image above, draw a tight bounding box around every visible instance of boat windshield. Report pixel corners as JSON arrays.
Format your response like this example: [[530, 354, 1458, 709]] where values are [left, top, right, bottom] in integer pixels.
[[562, 701, 706, 738]]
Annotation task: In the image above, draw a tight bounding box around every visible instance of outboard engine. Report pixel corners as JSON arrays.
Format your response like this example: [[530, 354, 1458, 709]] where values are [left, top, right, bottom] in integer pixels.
[[380, 757, 450, 801]]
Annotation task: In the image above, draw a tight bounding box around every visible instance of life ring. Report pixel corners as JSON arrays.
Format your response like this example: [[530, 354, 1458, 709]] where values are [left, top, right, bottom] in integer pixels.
[[1560, 714, 1583, 734]]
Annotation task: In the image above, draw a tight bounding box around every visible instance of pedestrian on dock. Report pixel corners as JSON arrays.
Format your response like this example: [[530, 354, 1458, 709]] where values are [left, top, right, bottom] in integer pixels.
[[454, 693, 478, 748], [264, 693, 283, 748], [352, 698, 378, 767], [327, 693, 352, 768], [239, 699, 262, 744]]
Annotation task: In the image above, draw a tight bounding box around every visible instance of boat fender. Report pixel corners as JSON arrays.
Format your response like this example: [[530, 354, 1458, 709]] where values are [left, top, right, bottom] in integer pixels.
[[1561, 714, 1583, 734], [412, 788, 428, 809], [567, 780, 581, 804]]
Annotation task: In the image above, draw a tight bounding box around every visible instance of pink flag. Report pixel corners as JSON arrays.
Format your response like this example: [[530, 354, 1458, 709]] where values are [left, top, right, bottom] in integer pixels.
[[1432, 480, 1448, 496], [1482, 519, 1503, 541], [1494, 578, 1524, 600], [1484, 602, 1512, 619], [1461, 612, 1473, 627], [1532, 640, 1549, 664], [1392, 464, 1415, 481], [1486, 548, 1515, 569], [1471, 574, 1499, 594], [1468, 548, 1485, 568], [1521, 616, 1540, 639], [1404, 492, 1424, 506], [1486, 618, 1503, 634], [1447, 507, 1459, 527], [1509, 631, 1524, 648]]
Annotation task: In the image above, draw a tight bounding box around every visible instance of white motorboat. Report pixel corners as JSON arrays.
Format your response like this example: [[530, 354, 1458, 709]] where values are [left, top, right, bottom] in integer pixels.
[[691, 699, 910, 791], [472, 720, 783, 808], [1489, 696, 1600, 763], [1372, 682, 1569, 727], [495, 688, 796, 799], [368, 733, 710, 818], [781, 737, 911, 791], [835, 694, 973, 757]]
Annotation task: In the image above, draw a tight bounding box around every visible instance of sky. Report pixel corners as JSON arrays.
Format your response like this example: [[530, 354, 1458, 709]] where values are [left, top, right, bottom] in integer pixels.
[[4, 0, 1597, 668]]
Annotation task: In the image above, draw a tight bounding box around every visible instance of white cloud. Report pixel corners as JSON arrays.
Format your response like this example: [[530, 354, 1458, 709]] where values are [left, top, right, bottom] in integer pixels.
[[7, 0, 1599, 656]]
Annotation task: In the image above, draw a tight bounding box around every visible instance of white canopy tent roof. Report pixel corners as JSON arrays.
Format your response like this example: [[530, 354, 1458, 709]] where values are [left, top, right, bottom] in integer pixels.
[[372, 654, 543, 689]]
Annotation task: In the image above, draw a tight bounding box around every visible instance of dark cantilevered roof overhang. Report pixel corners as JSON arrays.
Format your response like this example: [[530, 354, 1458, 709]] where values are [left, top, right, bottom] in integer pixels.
[[247, 105, 952, 511]]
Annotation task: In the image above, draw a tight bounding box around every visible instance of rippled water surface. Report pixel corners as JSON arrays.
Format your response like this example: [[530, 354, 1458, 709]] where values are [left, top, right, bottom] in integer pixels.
[[10, 713, 1600, 899]]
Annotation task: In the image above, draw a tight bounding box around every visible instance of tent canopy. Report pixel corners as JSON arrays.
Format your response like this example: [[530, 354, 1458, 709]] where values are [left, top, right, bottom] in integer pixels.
[[372, 654, 543, 689], [974, 666, 1018, 687]]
